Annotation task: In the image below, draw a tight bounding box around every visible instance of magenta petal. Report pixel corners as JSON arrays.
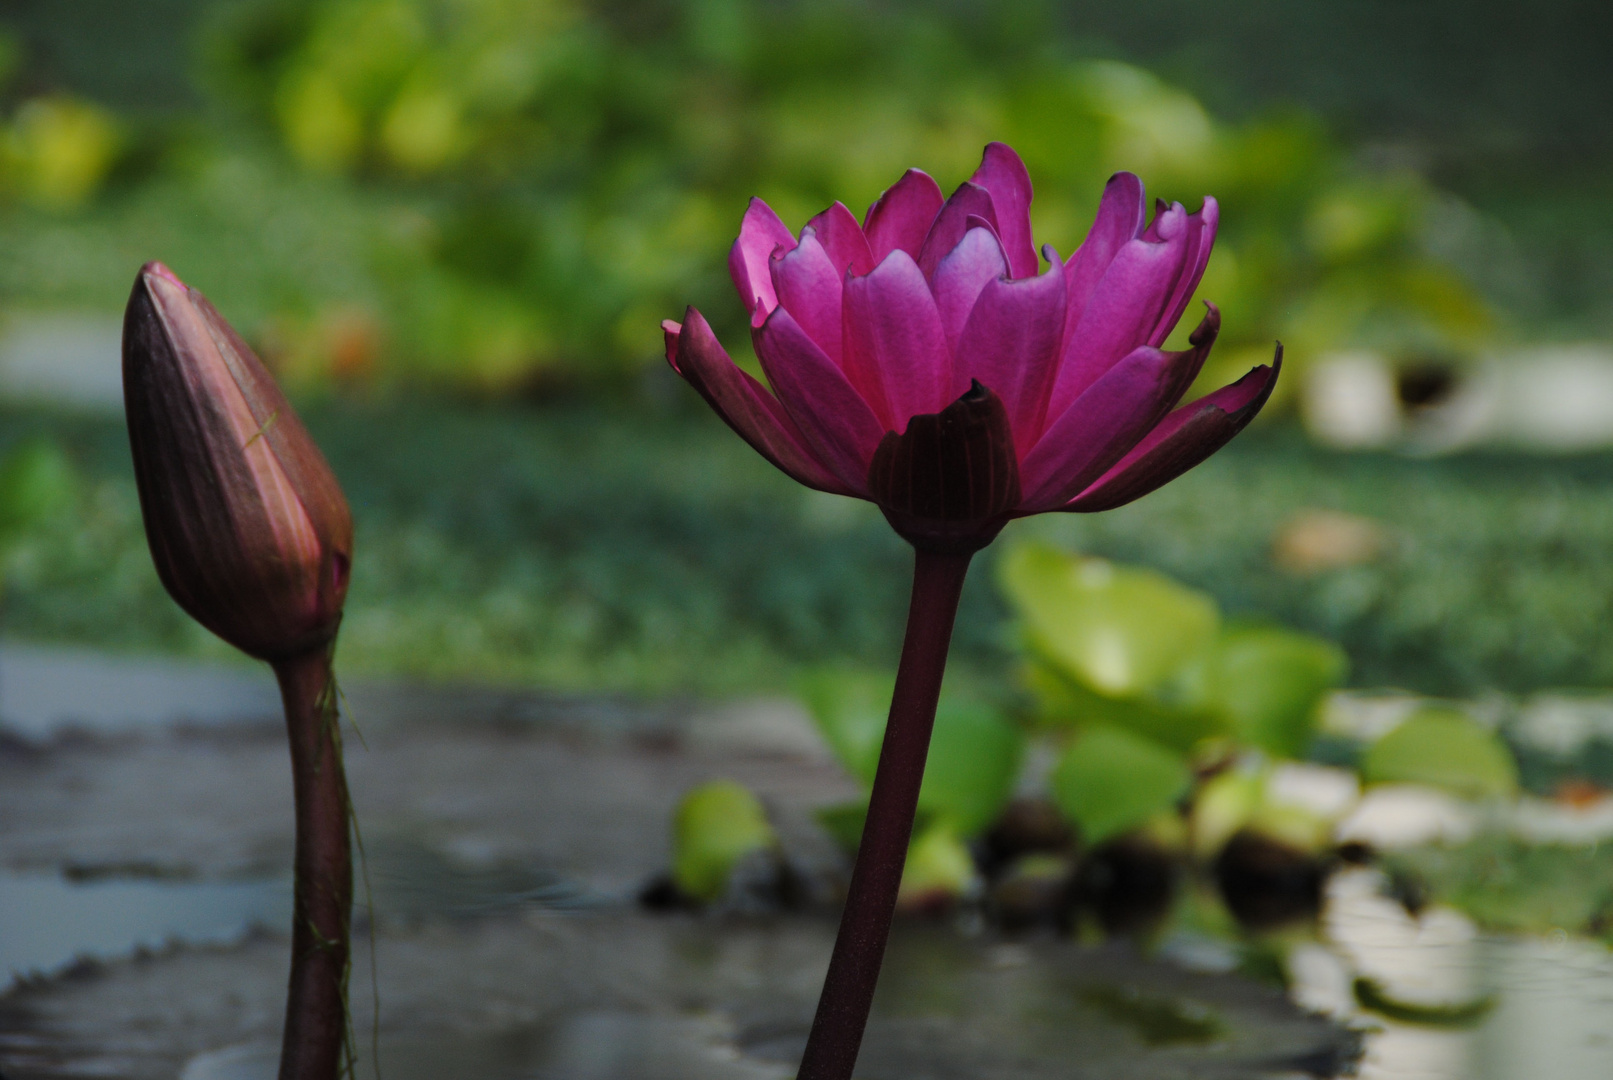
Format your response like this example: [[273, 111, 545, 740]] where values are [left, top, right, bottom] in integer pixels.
[[932, 226, 1008, 354], [729, 198, 796, 317], [1064, 346, 1282, 513], [1019, 306, 1221, 510], [665, 310, 849, 495], [968, 142, 1037, 280], [1063, 172, 1146, 335], [953, 252, 1065, 455], [1045, 225, 1193, 418], [842, 249, 955, 430], [917, 181, 999, 280], [863, 168, 945, 265], [770, 229, 844, 364], [807, 201, 875, 277], [753, 304, 884, 495], [1150, 198, 1218, 346]]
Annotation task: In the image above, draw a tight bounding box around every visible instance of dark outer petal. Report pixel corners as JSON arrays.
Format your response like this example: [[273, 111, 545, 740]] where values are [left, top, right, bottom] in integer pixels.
[[666, 311, 850, 495], [867, 380, 1021, 553], [1017, 305, 1219, 510], [1063, 345, 1281, 513], [968, 142, 1038, 280], [917, 181, 999, 280], [863, 169, 945, 264], [807, 201, 876, 277]]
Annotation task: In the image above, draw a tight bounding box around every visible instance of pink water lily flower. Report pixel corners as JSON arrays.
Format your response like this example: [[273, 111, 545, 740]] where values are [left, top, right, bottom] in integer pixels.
[[664, 141, 1278, 553]]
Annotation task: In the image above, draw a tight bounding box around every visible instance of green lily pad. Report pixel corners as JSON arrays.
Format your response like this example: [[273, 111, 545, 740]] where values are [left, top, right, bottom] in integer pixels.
[[1000, 542, 1220, 700], [1180, 624, 1348, 758], [1050, 725, 1192, 844], [798, 667, 1024, 838], [1361, 707, 1519, 800], [671, 780, 776, 901]]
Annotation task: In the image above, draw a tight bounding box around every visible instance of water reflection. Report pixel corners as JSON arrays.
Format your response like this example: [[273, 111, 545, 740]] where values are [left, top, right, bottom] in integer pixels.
[[1288, 868, 1613, 1079]]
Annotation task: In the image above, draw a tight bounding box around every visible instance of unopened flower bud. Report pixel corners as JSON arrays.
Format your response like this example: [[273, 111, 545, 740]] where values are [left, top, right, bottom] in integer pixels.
[[123, 262, 353, 660]]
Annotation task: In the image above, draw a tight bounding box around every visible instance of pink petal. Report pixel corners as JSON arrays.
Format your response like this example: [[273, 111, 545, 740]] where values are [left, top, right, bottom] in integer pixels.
[[770, 229, 844, 364], [664, 310, 849, 495], [1018, 330, 1209, 512], [842, 249, 955, 431], [953, 248, 1066, 456], [1151, 198, 1218, 346], [752, 303, 884, 495], [932, 226, 1009, 355], [917, 181, 999, 280], [863, 168, 944, 265], [969, 142, 1038, 280], [728, 198, 796, 317], [1045, 210, 1196, 418], [806, 201, 875, 277], [1064, 345, 1282, 513], [1063, 172, 1146, 335]]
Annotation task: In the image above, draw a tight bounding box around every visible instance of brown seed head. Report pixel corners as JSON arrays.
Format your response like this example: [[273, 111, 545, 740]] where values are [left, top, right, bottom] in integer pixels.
[[122, 262, 353, 661]]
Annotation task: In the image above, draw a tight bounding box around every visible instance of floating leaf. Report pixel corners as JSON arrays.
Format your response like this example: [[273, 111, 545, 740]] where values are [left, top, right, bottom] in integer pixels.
[[671, 780, 775, 902], [797, 666, 889, 784], [920, 697, 1025, 836], [799, 667, 1024, 837], [1000, 542, 1219, 699], [1181, 624, 1347, 758], [1049, 726, 1191, 844], [897, 820, 976, 908], [1361, 707, 1518, 801], [1025, 658, 1229, 754]]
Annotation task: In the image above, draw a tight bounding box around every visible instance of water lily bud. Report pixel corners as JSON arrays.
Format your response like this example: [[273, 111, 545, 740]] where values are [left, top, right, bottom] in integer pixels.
[[122, 262, 353, 660]]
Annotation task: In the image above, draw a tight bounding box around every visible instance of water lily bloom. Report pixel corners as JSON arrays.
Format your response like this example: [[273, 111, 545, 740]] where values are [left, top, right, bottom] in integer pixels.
[[664, 141, 1277, 554], [665, 144, 1277, 1080], [124, 261, 355, 1080], [124, 261, 352, 661]]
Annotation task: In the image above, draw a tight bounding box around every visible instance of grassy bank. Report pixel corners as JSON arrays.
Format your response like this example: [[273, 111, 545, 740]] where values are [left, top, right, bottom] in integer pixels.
[[4, 394, 1613, 698]]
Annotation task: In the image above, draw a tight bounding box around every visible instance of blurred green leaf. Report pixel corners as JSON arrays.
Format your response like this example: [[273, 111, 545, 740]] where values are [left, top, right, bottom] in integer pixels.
[[799, 666, 1023, 837], [898, 819, 977, 906], [797, 666, 888, 785], [1049, 725, 1191, 844], [0, 439, 77, 540], [1179, 624, 1348, 758], [671, 779, 775, 901], [1000, 541, 1220, 700], [921, 696, 1025, 835], [1024, 658, 1228, 755], [1361, 707, 1519, 800]]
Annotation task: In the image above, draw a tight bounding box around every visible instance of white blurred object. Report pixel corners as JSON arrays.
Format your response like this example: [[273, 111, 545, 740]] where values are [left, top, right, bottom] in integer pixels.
[[1408, 344, 1613, 453], [1303, 351, 1403, 448], [1335, 785, 1478, 849], [1268, 761, 1361, 820], [0, 312, 123, 411]]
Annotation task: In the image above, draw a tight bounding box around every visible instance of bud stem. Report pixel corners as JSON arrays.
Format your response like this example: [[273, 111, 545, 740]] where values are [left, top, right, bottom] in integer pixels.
[[796, 547, 973, 1080], [272, 646, 352, 1080]]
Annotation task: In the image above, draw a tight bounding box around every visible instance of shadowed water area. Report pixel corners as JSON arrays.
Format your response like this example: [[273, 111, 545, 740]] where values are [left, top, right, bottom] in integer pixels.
[[0, 647, 1610, 1080]]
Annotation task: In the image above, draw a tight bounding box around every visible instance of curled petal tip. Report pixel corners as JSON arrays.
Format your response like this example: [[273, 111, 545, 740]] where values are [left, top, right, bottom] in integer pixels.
[[1188, 302, 1221, 348]]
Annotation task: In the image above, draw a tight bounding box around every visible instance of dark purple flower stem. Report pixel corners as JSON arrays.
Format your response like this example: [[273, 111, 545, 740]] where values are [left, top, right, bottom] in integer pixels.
[[797, 547, 974, 1080], [272, 645, 352, 1080]]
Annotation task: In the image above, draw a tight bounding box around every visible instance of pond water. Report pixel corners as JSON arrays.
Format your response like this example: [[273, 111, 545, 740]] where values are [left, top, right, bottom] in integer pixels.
[[3, 644, 1613, 1080]]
